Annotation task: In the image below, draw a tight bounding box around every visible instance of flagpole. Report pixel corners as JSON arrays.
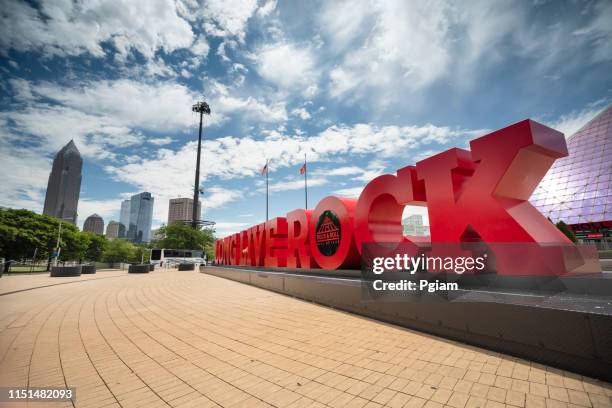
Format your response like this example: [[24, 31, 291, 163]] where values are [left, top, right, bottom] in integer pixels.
[[304, 153, 308, 209], [266, 159, 269, 221]]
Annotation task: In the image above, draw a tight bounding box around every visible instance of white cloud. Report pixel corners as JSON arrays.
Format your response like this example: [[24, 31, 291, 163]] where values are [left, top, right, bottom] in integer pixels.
[[315, 166, 364, 177], [322, 1, 455, 98], [320, 0, 612, 103], [255, 41, 319, 96], [572, 1, 612, 63], [32, 80, 198, 132], [333, 187, 364, 198], [201, 0, 259, 41], [257, 0, 278, 18], [0, 0, 194, 59], [149, 137, 175, 146], [546, 103, 607, 138], [191, 36, 210, 59], [205, 186, 243, 209], [105, 121, 479, 216], [291, 108, 311, 120], [3, 78, 289, 161], [0, 144, 50, 213], [214, 221, 251, 236], [268, 177, 327, 193]]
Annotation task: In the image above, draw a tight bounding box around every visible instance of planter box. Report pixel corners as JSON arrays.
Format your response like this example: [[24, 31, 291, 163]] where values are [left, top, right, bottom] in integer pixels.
[[128, 264, 150, 274], [50, 265, 82, 277], [81, 265, 96, 274], [178, 263, 195, 271]]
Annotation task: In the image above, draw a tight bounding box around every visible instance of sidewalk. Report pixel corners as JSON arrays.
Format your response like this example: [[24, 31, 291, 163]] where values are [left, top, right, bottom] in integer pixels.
[[0, 269, 610, 408]]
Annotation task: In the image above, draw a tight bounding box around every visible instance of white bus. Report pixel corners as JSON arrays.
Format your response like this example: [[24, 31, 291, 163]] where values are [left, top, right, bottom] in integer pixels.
[[150, 248, 206, 268]]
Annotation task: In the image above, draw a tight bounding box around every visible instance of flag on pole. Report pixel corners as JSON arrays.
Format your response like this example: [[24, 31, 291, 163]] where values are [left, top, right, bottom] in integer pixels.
[[260, 162, 268, 175], [299, 162, 306, 175]]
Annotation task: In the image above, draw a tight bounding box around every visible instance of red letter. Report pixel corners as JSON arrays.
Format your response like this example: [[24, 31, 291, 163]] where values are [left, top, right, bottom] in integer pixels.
[[264, 217, 288, 267], [215, 239, 223, 264], [248, 223, 266, 266], [286, 209, 316, 268], [229, 233, 241, 265], [416, 120, 572, 275], [310, 197, 359, 270], [239, 230, 250, 265], [354, 165, 426, 252], [222, 236, 231, 265]]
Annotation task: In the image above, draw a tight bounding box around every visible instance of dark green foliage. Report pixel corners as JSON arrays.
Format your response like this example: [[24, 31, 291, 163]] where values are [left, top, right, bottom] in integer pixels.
[[556, 220, 577, 243], [154, 223, 215, 260], [0, 208, 81, 260], [0, 208, 218, 263], [102, 239, 136, 263]]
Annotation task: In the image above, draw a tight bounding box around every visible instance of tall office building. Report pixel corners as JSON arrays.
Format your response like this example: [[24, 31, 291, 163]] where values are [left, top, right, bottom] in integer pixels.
[[105, 221, 125, 240], [530, 105, 611, 246], [127, 192, 154, 243], [43, 140, 83, 224], [120, 200, 131, 231], [168, 197, 201, 224], [83, 214, 104, 235]]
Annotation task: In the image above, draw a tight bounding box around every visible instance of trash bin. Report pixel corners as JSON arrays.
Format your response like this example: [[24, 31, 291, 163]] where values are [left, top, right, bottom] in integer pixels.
[[81, 264, 96, 274], [128, 264, 150, 273], [51, 265, 82, 277]]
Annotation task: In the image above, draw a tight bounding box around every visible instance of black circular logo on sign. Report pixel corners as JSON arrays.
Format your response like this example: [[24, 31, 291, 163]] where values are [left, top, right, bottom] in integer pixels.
[[315, 210, 341, 256]]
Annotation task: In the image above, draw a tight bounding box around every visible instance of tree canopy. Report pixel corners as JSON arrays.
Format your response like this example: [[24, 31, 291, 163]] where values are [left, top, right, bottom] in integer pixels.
[[153, 222, 215, 260], [0, 208, 170, 263]]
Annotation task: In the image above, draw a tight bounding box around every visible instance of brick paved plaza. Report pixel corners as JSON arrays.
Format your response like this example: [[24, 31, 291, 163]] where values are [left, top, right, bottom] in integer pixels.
[[0, 268, 611, 408]]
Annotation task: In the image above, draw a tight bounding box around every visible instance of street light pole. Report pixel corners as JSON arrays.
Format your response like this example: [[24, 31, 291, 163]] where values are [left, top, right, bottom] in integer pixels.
[[191, 100, 211, 230]]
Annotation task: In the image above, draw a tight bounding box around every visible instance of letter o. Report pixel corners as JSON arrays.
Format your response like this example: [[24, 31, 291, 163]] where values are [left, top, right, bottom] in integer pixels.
[[309, 196, 359, 269]]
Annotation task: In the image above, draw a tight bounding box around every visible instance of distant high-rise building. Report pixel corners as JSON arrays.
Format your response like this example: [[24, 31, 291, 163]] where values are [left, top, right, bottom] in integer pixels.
[[127, 192, 154, 243], [402, 214, 430, 237], [120, 199, 131, 232], [168, 197, 201, 224], [83, 214, 104, 235], [105, 221, 125, 240], [43, 140, 82, 224]]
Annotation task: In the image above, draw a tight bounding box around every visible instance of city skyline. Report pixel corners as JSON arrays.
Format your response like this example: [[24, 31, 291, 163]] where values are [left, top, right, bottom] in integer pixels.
[[1, 1, 611, 237]]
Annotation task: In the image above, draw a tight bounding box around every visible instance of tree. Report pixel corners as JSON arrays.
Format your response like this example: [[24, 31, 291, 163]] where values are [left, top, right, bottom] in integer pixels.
[[131, 244, 151, 264], [102, 239, 136, 263], [556, 220, 577, 243], [153, 223, 215, 256], [82, 232, 108, 262], [0, 208, 83, 261]]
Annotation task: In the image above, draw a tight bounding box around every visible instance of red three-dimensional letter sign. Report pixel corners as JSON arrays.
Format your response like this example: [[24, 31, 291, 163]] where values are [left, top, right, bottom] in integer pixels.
[[229, 233, 241, 265], [239, 229, 250, 265], [354, 166, 427, 251], [416, 119, 572, 275], [286, 209, 315, 268], [215, 239, 223, 264], [354, 166, 428, 266], [264, 217, 288, 267], [248, 223, 267, 266], [222, 236, 231, 265], [310, 197, 360, 269]]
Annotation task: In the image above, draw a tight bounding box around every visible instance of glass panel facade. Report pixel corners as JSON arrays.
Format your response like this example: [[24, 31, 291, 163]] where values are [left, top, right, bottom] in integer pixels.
[[530, 106, 612, 225]]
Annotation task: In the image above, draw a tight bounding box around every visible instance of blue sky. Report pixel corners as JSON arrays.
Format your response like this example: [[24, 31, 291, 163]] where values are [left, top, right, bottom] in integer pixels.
[[0, 0, 611, 237]]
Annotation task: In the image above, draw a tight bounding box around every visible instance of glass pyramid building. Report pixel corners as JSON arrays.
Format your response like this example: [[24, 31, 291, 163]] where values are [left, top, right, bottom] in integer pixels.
[[530, 105, 611, 244]]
